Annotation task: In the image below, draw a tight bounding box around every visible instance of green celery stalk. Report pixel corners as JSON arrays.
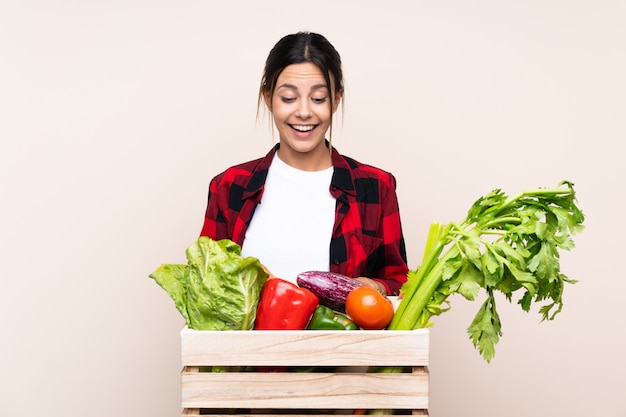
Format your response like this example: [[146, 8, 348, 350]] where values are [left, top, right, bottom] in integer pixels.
[[388, 181, 585, 362]]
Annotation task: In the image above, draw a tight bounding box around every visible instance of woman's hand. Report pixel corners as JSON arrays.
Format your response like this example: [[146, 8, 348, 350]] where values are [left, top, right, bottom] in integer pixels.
[[354, 277, 387, 296]]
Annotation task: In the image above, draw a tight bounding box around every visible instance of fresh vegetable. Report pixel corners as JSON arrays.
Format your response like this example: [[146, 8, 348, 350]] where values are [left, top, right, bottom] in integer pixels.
[[149, 237, 269, 330], [332, 311, 360, 330], [389, 181, 585, 362], [345, 286, 395, 330], [254, 278, 319, 330], [297, 271, 365, 312], [307, 305, 359, 330]]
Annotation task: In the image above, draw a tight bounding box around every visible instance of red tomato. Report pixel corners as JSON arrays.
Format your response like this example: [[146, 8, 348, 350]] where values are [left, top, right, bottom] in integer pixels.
[[345, 286, 395, 330]]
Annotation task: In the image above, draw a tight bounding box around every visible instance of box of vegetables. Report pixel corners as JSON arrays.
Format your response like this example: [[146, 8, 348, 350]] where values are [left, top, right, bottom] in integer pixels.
[[150, 181, 585, 417]]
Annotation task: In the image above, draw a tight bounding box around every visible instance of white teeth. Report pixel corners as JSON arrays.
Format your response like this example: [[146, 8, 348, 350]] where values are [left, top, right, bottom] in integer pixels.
[[291, 125, 315, 132]]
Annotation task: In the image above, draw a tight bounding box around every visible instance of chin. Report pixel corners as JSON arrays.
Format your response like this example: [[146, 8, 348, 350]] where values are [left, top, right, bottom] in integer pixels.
[[295, 142, 326, 154]]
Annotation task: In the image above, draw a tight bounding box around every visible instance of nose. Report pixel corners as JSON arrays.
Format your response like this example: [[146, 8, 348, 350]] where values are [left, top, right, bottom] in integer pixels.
[[296, 100, 312, 119]]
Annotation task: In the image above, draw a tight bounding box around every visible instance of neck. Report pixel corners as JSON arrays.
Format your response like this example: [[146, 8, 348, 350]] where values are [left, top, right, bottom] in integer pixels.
[[276, 144, 332, 172]]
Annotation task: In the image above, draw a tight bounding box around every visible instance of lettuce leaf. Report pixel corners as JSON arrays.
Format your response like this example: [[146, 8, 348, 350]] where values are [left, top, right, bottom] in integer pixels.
[[150, 237, 269, 330], [150, 263, 190, 324]]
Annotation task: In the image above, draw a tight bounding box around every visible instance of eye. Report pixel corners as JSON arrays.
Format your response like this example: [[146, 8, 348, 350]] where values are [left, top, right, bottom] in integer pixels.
[[312, 97, 328, 104], [280, 96, 296, 103]]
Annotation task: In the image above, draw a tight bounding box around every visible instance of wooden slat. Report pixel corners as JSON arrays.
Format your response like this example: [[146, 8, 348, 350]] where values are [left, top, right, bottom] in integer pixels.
[[182, 413, 427, 417], [181, 370, 429, 410], [180, 329, 430, 367]]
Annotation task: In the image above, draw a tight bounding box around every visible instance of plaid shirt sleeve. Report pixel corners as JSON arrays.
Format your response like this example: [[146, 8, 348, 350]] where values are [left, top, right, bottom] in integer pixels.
[[329, 153, 409, 296], [200, 154, 271, 245]]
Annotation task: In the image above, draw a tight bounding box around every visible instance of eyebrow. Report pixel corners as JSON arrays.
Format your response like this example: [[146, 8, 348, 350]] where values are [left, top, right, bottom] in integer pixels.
[[277, 83, 329, 91]]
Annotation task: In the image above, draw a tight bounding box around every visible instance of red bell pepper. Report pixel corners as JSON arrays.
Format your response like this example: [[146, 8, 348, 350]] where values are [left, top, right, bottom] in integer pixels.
[[254, 278, 319, 330]]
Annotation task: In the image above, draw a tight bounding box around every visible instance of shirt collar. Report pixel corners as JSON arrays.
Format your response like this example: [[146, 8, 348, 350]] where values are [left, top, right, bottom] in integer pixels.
[[241, 145, 277, 199], [243, 141, 357, 198], [330, 145, 356, 196]]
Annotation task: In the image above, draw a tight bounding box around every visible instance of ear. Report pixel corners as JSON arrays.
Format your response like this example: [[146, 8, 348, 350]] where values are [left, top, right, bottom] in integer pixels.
[[263, 89, 272, 112], [332, 88, 344, 113]]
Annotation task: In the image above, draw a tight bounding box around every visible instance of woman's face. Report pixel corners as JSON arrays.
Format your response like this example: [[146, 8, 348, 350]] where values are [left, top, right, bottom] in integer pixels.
[[265, 62, 342, 169]]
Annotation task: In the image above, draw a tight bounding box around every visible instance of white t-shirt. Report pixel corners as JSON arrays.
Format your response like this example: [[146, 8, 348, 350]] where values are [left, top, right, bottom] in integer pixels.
[[241, 154, 336, 284]]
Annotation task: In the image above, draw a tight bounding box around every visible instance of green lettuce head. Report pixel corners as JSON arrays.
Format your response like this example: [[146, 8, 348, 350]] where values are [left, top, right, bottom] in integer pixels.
[[150, 237, 269, 330]]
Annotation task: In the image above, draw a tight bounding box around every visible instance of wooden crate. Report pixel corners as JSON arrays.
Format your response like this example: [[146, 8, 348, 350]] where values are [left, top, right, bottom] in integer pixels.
[[180, 327, 430, 416]]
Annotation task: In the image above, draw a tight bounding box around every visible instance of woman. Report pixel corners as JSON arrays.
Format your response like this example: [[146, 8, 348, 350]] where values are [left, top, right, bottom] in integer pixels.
[[200, 32, 408, 295]]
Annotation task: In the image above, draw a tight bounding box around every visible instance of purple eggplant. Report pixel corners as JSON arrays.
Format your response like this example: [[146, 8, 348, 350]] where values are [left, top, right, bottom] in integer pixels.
[[296, 271, 365, 313]]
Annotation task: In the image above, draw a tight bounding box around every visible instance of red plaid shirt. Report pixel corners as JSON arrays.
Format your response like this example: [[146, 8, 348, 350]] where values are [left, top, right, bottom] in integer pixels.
[[200, 144, 408, 295]]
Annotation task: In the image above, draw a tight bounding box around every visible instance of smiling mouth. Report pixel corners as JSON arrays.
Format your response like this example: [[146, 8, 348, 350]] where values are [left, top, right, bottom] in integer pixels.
[[290, 124, 318, 132]]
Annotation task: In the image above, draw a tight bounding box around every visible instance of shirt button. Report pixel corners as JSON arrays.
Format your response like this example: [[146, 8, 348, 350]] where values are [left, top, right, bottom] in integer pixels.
[[333, 259, 340, 265]]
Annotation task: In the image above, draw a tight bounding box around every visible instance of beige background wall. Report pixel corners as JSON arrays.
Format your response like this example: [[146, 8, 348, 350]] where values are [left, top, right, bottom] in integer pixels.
[[1, 1, 625, 416]]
